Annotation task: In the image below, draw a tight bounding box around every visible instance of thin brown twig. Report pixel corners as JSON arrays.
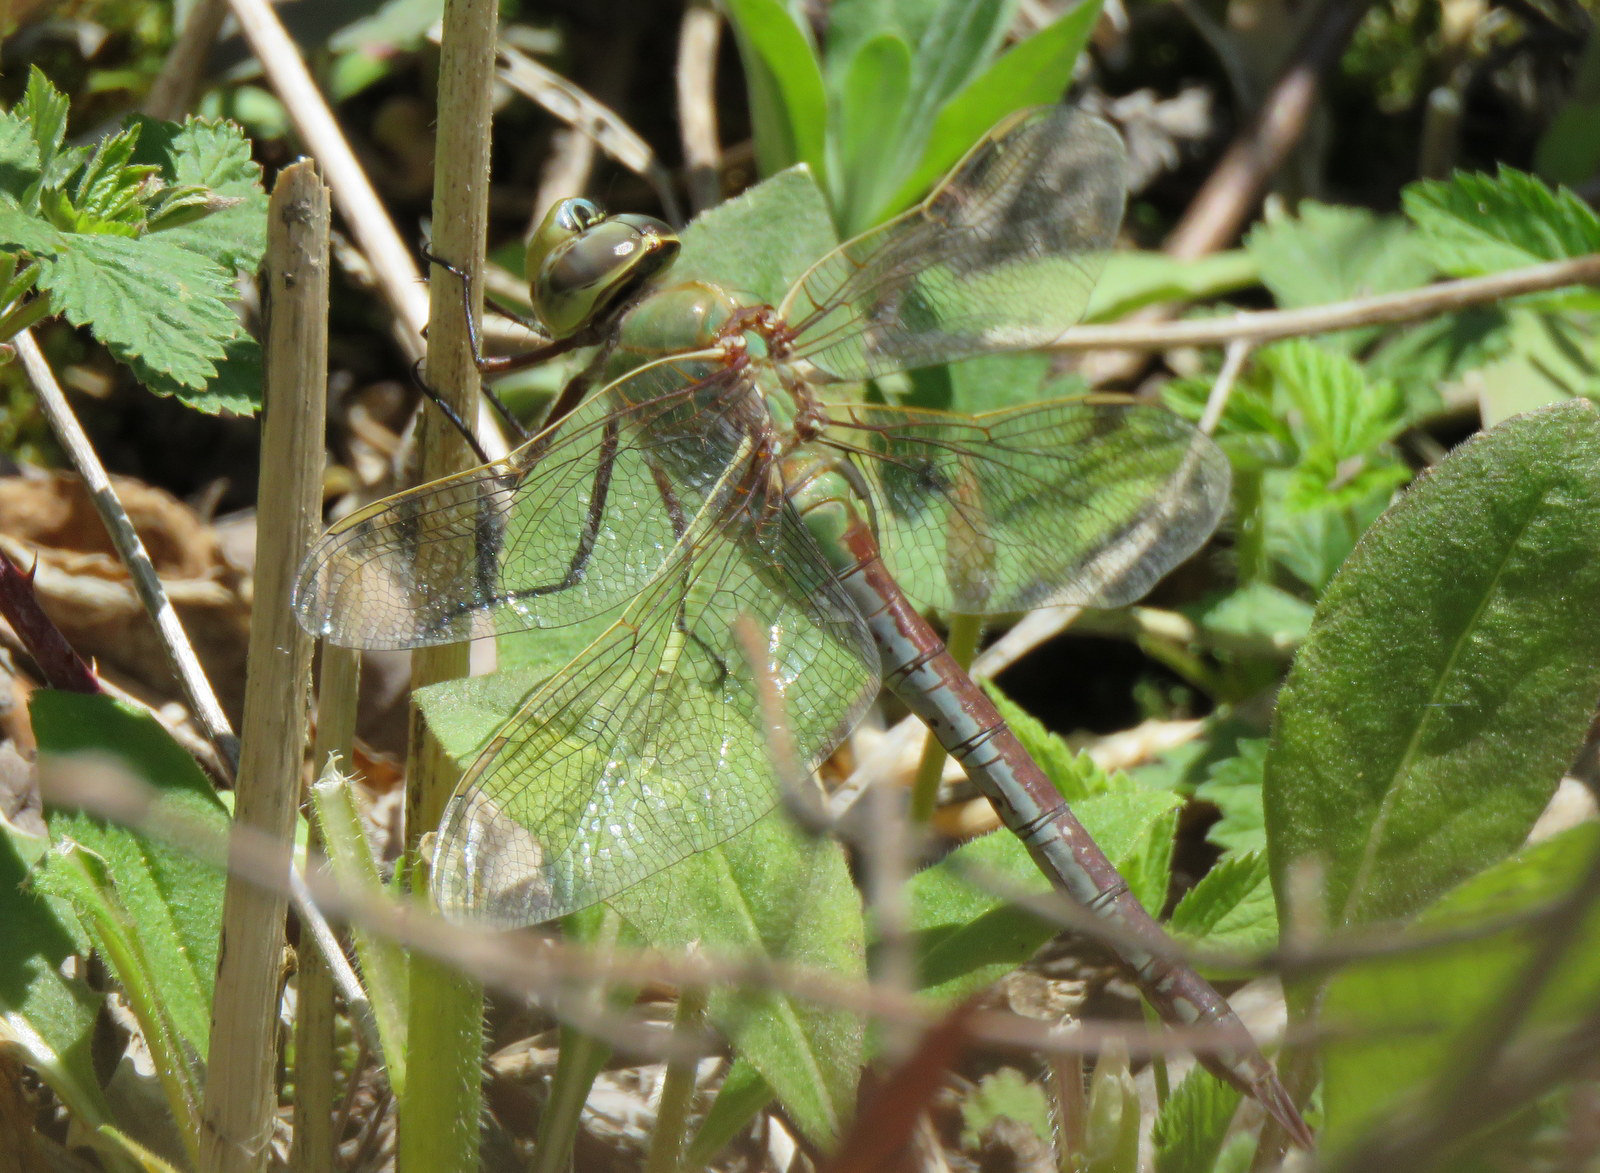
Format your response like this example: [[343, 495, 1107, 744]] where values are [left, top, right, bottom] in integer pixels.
[[1165, 0, 1380, 259], [143, 0, 228, 120], [1060, 251, 1600, 353], [14, 331, 238, 774], [224, 0, 427, 359], [47, 754, 1343, 1070], [491, 42, 684, 226]]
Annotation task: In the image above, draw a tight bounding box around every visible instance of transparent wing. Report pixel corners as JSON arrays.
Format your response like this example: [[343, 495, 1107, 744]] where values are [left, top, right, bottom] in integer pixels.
[[826, 397, 1230, 615], [293, 353, 759, 650], [430, 492, 877, 926], [779, 106, 1126, 382]]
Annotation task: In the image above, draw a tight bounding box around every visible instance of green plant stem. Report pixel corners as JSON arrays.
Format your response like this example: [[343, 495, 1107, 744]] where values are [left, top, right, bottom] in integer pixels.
[[644, 984, 709, 1173], [532, 909, 624, 1173], [1140, 1002, 1170, 1111], [1232, 467, 1267, 586], [910, 611, 983, 822], [0, 291, 50, 344]]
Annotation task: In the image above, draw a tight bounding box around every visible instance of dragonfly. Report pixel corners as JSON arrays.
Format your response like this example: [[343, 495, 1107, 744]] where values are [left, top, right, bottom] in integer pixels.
[[294, 106, 1310, 1143]]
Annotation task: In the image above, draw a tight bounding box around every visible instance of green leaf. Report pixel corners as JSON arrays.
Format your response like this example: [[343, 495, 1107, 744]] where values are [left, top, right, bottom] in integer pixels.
[[1404, 166, 1600, 276], [909, 787, 1182, 1002], [875, 0, 1102, 225], [129, 332, 262, 416], [961, 1068, 1053, 1149], [1086, 249, 1257, 322], [1260, 338, 1405, 463], [0, 820, 110, 1134], [1152, 1066, 1243, 1173], [16, 66, 69, 180], [70, 125, 150, 232], [1265, 399, 1600, 938], [671, 165, 839, 305], [1168, 850, 1277, 963], [899, 0, 1017, 133], [31, 231, 241, 390], [721, 0, 829, 185], [1319, 824, 1600, 1157], [1467, 307, 1600, 428], [1193, 740, 1267, 857], [419, 623, 865, 1146], [309, 774, 407, 1094], [0, 109, 42, 206], [1082, 1044, 1141, 1173], [129, 117, 268, 274], [686, 1059, 774, 1166], [834, 32, 912, 229], [32, 692, 228, 1054], [1185, 582, 1314, 654], [610, 812, 865, 1145]]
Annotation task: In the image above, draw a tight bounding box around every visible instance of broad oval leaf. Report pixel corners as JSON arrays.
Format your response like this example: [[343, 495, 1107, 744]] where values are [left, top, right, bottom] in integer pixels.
[[1265, 399, 1600, 932]]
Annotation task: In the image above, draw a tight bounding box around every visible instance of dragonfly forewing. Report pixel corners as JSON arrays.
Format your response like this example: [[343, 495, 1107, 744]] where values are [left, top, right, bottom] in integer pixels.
[[825, 398, 1231, 615], [293, 354, 760, 650], [431, 488, 877, 925], [780, 106, 1126, 382]]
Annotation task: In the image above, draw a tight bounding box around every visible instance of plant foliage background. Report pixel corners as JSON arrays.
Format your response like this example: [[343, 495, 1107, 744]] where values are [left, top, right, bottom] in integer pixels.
[[4, 1, 1600, 1171]]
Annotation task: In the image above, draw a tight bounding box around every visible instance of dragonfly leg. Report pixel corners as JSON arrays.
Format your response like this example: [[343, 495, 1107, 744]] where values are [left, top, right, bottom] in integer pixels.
[[407, 357, 493, 466], [421, 244, 581, 441]]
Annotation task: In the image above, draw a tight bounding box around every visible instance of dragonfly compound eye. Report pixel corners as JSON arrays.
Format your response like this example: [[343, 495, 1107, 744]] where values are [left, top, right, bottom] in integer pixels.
[[525, 202, 681, 340]]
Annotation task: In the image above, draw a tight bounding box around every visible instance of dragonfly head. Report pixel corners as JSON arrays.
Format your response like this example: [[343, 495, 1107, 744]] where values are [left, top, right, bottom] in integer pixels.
[[525, 197, 681, 341]]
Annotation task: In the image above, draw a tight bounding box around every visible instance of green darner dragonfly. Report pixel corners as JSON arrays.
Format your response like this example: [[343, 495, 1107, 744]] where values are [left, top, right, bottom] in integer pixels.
[[294, 106, 1309, 1143]]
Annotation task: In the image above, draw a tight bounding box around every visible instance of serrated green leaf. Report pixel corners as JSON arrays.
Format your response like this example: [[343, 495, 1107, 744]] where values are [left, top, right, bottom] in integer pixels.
[[32, 692, 228, 1054], [1403, 166, 1600, 276], [130, 117, 267, 274], [1260, 339, 1405, 462], [986, 685, 1111, 801], [71, 126, 149, 230], [1266, 400, 1600, 943], [0, 203, 62, 253], [1194, 740, 1267, 857], [17, 66, 69, 174], [34, 232, 239, 389], [961, 1067, 1053, 1148], [0, 106, 43, 206], [1152, 1066, 1242, 1173], [1319, 824, 1600, 1158], [1168, 850, 1277, 962], [127, 332, 261, 415]]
